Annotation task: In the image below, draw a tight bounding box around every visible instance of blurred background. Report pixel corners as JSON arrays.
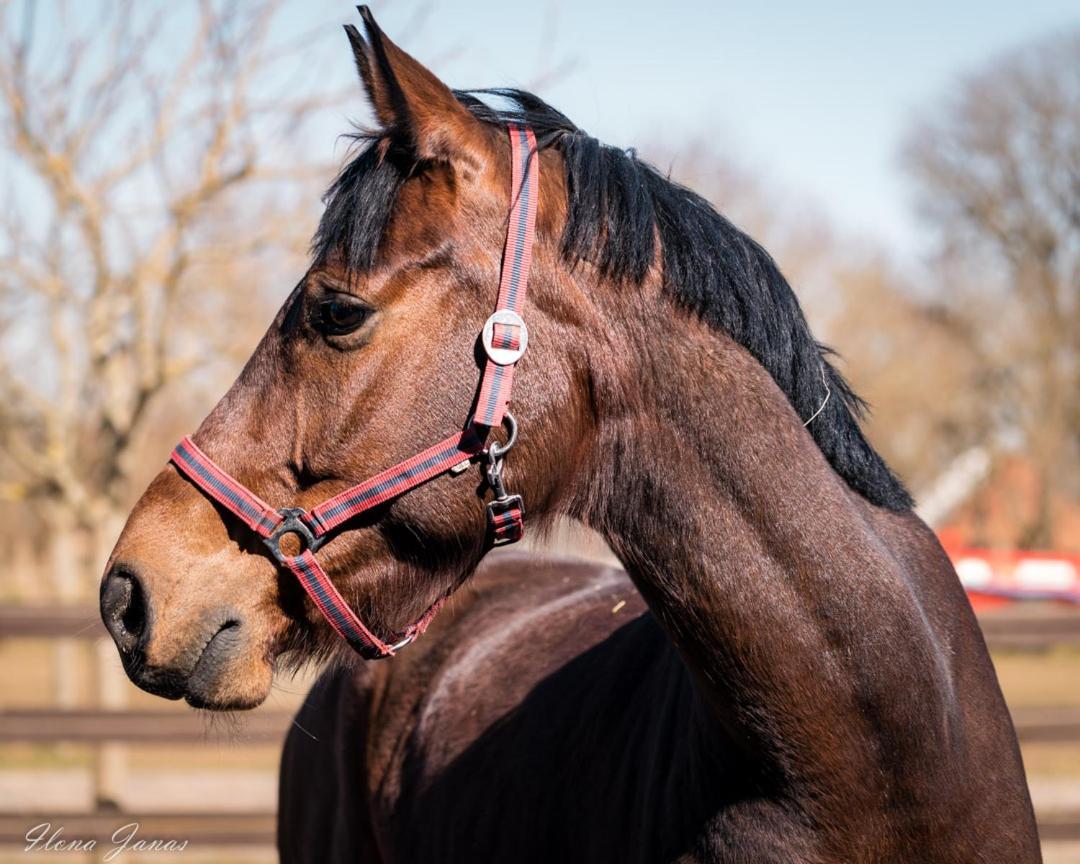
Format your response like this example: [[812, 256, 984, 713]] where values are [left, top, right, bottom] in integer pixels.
[[0, 0, 1077, 861]]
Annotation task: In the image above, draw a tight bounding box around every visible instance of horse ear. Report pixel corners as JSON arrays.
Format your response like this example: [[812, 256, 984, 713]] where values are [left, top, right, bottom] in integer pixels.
[[345, 7, 488, 166]]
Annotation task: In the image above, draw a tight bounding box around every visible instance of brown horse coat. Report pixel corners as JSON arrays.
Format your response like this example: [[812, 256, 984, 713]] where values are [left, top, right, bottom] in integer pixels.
[[102, 9, 1040, 862]]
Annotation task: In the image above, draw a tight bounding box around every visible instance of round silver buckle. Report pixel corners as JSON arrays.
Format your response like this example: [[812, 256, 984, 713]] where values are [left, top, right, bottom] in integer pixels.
[[481, 310, 528, 366]]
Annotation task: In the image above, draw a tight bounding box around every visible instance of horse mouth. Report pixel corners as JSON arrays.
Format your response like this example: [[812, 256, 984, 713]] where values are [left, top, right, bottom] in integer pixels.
[[117, 617, 263, 710], [183, 619, 254, 709]]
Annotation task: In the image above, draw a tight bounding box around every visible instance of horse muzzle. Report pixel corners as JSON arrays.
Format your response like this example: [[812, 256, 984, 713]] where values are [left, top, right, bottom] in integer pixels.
[[100, 561, 265, 709]]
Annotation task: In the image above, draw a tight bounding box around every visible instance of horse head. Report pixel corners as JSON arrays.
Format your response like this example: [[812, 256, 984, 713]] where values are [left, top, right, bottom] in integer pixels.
[[100, 9, 590, 709]]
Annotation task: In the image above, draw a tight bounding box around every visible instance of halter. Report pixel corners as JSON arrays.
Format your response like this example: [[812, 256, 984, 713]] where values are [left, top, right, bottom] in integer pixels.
[[169, 125, 538, 660]]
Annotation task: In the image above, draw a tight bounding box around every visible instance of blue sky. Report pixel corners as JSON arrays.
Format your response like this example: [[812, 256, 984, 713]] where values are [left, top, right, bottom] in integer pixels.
[[289, 0, 1077, 258], [16, 0, 1078, 261]]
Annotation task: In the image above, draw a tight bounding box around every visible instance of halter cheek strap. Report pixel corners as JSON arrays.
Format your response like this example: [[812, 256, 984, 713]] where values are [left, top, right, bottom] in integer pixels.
[[168, 125, 538, 660]]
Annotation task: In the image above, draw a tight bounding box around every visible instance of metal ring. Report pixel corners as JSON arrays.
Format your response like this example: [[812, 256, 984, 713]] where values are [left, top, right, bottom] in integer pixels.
[[388, 632, 416, 653], [481, 310, 528, 365], [487, 413, 518, 463]]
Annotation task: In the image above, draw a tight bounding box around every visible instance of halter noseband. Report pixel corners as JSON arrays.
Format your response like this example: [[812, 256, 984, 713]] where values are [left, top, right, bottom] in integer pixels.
[[169, 125, 538, 660]]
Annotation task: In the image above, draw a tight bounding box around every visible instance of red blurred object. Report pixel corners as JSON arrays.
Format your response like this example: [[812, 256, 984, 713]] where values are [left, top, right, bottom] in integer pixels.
[[943, 544, 1080, 607]]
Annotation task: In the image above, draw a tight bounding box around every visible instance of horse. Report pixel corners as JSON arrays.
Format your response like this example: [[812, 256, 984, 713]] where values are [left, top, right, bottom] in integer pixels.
[[100, 8, 1040, 862]]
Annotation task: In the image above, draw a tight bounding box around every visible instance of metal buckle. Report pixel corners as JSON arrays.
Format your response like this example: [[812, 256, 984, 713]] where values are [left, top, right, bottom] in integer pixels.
[[263, 508, 325, 565], [483, 415, 517, 496], [486, 494, 525, 545], [483, 414, 524, 545], [481, 310, 528, 365]]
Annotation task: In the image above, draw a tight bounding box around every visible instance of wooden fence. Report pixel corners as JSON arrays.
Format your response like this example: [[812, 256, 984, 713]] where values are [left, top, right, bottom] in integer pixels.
[[2, 602, 1080, 847]]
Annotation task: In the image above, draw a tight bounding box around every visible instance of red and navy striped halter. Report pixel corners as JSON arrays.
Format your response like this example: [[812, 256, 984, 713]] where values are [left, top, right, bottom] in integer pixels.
[[169, 125, 538, 660]]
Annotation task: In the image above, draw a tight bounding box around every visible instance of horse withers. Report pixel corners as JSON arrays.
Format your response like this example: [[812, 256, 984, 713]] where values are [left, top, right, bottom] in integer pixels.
[[100, 8, 1040, 862]]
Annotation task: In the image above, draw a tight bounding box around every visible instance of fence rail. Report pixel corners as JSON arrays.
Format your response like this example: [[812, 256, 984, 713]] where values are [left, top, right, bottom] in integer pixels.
[[1, 706, 1077, 745], [0, 811, 275, 846], [3, 602, 1080, 846], [0, 709, 292, 744], [976, 605, 1080, 650], [7, 812, 1080, 847], [0, 604, 104, 638], [6, 601, 1080, 646]]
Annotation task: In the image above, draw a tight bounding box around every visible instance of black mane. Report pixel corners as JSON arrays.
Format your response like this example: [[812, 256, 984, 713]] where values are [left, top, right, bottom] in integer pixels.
[[314, 89, 913, 511]]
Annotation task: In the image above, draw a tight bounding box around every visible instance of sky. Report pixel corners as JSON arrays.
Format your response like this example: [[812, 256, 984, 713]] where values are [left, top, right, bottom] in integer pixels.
[[16, 0, 1079, 263], [282, 0, 1078, 259]]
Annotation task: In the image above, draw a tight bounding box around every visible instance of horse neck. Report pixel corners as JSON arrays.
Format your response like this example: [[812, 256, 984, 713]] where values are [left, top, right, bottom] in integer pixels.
[[571, 295, 958, 812]]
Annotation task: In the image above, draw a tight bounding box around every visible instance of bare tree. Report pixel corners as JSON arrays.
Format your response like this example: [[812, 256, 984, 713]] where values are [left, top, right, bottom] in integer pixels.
[[903, 30, 1080, 548], [0, 0, 351, 592], [821, 255, 990, 494]]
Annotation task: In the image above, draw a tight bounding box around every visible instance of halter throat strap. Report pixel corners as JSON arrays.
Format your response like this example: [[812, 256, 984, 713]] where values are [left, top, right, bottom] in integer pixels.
[[169, 125, 538, 660]]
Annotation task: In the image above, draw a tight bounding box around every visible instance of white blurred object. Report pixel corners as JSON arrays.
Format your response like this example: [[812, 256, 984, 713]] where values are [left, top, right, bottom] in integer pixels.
[[916, 447, 991, 528]]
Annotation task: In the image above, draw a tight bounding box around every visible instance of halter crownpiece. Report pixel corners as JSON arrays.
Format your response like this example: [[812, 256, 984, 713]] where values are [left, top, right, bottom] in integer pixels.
[[169, 125, 538, 660]]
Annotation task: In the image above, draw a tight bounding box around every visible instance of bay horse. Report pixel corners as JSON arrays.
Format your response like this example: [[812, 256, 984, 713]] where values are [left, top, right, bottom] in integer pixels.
[[100, 8, 1040, 862]]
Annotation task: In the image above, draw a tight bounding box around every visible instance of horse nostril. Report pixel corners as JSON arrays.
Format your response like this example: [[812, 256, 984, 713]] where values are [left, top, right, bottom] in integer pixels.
[[100, 566, 150, 654]]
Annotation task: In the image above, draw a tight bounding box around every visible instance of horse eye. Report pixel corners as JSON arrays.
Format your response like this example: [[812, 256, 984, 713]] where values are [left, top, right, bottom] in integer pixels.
[[315, 297, 371, 336]]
